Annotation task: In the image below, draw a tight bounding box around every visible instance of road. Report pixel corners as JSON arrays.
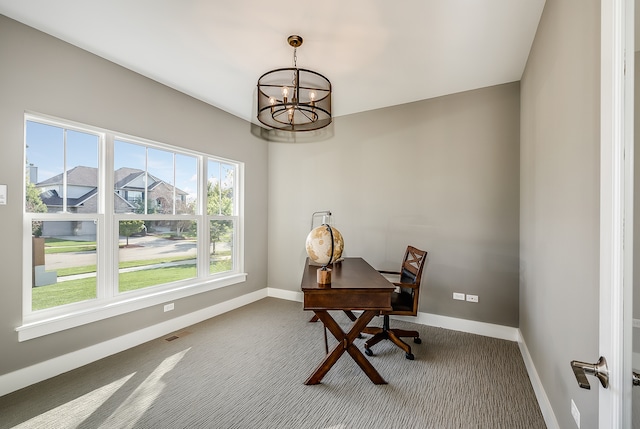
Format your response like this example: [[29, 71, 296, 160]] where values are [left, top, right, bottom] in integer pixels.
[[45, 235, 199, 270]]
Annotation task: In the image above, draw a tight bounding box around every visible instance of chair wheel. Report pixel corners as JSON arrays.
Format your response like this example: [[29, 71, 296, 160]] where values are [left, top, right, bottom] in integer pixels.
[[365, 348, 373, 356], [406, 353, 415, 360], [413, 337, 422, 344]]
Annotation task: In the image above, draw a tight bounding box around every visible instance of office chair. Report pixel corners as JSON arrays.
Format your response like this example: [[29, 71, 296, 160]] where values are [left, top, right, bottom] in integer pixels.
[[362, 245, 427, 360]]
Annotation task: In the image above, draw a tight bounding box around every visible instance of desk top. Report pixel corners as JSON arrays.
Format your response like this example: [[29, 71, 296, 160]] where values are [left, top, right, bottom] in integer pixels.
[[301, 258, 394, 311]]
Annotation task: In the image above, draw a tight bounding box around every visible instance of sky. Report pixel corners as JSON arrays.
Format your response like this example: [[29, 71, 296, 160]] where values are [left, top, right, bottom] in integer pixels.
[[25, 119, 233, 202]]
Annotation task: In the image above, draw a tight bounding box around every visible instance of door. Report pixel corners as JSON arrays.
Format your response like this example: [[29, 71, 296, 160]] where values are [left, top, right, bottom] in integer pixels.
[[599, 0, 634, 427]]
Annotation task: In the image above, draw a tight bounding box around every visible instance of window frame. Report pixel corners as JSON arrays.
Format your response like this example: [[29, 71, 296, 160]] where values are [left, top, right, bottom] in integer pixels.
[[19, 113, 246, 341]]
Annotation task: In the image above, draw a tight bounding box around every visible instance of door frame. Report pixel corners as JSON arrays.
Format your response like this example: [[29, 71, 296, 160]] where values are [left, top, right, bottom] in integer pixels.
[[599, 0, 634, 426]]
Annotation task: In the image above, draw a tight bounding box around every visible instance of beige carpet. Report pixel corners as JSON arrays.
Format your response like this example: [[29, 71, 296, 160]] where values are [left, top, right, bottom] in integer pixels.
[[0, 298, 546, 428]]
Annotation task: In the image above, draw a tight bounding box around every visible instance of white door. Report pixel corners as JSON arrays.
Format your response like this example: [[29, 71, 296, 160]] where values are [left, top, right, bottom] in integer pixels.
[[599, 0, 634, 427]]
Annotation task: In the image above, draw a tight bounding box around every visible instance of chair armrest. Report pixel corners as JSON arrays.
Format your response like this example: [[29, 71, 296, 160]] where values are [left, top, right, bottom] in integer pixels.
[[378, 270, 400, 275], [392, 282, 419, 289]]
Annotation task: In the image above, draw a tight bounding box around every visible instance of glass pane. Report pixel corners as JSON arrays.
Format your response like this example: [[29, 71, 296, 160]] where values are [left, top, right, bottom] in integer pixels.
[[65, 130, 99, 214], [207, 160, 234, 216], [25, 122, 64, 214], [31, 220, 97, 311], [220, 163, 235, 216], [175, 153, 197, 214], [114, 140, 146, 214], [147, 148, 174, 214], [25, 122, 99, 214], [210, 219, 233, 274], [118, 220, 197, 293]]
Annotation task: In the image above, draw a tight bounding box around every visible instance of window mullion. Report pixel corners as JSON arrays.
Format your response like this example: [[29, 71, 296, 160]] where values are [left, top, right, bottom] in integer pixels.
[[102, 133, 114, 299], [199, 156, 208, 279], [62, 129, 67, 213]]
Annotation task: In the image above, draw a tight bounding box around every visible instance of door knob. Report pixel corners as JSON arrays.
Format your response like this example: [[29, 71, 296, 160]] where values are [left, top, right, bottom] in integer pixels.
[[570, 356, 609, 389]]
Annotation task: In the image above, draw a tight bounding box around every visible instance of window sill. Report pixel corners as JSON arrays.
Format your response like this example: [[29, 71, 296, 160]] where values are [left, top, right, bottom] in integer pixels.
[[16, 273, 247, 342]]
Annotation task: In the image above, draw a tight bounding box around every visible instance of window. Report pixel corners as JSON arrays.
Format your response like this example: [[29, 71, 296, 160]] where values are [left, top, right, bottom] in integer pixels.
[[21, 114, 244, 340]]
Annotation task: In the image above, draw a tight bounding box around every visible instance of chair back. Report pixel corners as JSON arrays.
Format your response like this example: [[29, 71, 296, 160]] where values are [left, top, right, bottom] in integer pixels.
[[395, 246, 427, 315]]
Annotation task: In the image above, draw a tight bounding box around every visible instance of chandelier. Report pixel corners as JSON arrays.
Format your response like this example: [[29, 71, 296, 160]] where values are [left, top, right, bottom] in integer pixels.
[[257, 35, 332, 132]]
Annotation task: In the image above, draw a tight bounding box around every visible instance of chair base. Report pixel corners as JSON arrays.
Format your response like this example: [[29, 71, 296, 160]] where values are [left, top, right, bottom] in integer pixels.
[[362, 315, 421, 360]]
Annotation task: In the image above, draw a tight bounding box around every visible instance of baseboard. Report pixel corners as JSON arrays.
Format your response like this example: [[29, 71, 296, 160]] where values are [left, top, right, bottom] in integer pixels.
[[267, 287, 303, 302], [409, 312, 519, 341], [0, 288, 267, 397], [517, 331, 560, 429]]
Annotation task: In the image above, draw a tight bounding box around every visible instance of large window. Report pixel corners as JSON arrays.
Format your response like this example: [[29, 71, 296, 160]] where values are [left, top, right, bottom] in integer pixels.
[[21, 114, 244, 340]]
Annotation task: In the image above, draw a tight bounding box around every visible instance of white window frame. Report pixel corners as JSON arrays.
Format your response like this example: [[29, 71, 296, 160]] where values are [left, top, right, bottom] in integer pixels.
[[18, 113, 245, 341]]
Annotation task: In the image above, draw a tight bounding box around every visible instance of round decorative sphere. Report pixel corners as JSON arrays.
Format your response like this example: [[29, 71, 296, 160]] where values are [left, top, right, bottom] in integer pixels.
[[305, 224, 344, 265]]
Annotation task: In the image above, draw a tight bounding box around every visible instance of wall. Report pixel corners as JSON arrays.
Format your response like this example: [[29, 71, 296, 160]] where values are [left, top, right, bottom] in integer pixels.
[[0, 16, 268, 375], [268, 82, 521, 327], [519, 0, 601, 427]]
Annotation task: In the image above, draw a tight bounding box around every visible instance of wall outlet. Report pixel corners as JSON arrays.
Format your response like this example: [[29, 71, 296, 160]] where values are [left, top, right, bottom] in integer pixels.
[[633, 319, 640, 328], [466, 294, 479, 303], [571, 399, 580, 428], [453, 292, 465, 301], [164, 303, 175, 312]]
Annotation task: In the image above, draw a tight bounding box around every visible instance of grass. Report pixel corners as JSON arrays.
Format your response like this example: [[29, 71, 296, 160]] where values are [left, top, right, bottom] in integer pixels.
[[32, 258, 233, 311], [55, 255, 200, 277], [44, 238, 97, 254]]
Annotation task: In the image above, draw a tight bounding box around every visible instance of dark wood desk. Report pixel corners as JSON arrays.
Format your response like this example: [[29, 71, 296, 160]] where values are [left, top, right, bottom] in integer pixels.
[[301, 257, 394, 385]]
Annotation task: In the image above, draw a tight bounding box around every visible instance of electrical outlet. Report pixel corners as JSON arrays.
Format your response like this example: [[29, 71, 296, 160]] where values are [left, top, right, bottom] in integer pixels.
[[164, 303, 175, 312], [466, 294, 478, 303], [453, 292, 465, 301], [571, 399, 580, 428], [633, 319, 640, 328]]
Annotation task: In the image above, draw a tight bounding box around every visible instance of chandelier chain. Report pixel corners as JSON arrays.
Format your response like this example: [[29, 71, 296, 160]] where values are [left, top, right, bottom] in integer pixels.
[[291, 47, 298, 88]]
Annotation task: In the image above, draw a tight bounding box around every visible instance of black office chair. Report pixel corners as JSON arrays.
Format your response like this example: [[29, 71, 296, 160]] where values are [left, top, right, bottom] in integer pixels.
[[362, 245, 427, 360]]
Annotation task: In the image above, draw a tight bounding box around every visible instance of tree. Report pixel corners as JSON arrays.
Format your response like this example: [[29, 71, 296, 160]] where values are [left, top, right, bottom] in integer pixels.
[[25, 169, 47, 236], [210, 220, 232, 255], [207, 181, 233, 255], [207, 181, 232, 216], [119, 220, 144, 247]]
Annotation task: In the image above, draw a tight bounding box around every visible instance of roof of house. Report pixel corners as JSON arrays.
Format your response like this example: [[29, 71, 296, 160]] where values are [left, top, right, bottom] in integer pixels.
[[37, 166, 188, 196], [37, 165, 97, 187]]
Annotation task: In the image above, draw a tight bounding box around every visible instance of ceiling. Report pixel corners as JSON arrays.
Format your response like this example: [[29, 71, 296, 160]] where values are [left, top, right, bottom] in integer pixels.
[[0, 0, 546, 126]]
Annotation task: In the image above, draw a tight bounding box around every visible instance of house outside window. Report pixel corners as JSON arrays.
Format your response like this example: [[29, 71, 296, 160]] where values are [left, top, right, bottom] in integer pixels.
[[21, 114, 245, 341]]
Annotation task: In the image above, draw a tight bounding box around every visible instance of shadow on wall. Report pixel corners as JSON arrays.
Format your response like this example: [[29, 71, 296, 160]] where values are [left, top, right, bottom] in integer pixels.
[[249, 122, 335, 143]]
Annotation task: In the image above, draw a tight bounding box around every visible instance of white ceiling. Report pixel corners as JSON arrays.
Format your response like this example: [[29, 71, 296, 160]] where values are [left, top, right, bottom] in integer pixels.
[[0, 0, 546, 125]]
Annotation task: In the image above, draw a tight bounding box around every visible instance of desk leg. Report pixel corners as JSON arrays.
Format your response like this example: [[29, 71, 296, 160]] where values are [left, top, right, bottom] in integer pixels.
[[305, 310, 387, 385]]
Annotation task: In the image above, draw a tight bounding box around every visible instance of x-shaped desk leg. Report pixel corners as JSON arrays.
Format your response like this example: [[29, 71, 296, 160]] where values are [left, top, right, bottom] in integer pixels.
[[305, 310, 387, 385]]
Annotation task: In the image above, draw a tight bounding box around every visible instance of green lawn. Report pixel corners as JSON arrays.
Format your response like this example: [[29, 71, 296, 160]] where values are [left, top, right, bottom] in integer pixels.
[[55, 255, 199, 277], [32, 258, 233, 311], [44, 238, 97, 254]]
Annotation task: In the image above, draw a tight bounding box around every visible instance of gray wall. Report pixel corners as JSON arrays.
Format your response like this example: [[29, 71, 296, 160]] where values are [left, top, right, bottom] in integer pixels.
[[0, 16, 268, 375], [520, 0, 601, 427], [268, 83, 521, 327]]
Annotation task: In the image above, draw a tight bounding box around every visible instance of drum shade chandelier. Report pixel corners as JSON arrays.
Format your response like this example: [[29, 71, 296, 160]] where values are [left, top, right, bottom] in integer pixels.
[[257, 35, 332, 132]]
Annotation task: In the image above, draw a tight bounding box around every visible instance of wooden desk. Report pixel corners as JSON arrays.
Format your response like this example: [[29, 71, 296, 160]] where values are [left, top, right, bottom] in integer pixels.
[[301, 257, 394, 385]]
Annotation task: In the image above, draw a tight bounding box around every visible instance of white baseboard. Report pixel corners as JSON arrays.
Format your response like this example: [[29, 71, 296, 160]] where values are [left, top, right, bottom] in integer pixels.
[[0, 288, 267, 397], [517, 331, 560, 429], [409, 312, 519, 341], [267, 287, 303, 302]]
